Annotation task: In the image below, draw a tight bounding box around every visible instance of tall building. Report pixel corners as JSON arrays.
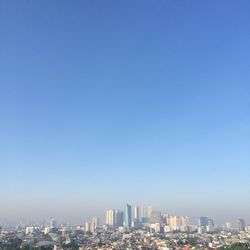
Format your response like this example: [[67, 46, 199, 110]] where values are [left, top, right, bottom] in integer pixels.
[[105, 210, 115, 226], [134, 206, 140, 221], [237, 218, 246, 232], [198, 217, 209, 228], [50, 217, 56, 228], [92, 217, 99, 228], [169, 216, 189, 229], [115, 210, 123, 227], [180, 216, 189, 227], [124, 204, 132, 229], [85, 222, 91, 232]]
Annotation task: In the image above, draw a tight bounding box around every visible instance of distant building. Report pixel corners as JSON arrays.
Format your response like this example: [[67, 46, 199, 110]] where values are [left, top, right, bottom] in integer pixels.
[[106, 209, 115, 226], [44, 227, 51, 234], [50, 217, 56, 228], [237, 218, 246, 232], [124, 204, 132, 229], [85, 222, 91, 232], [150, 223, 161, 233], [25, 226, 34, 235], [169, 216, 189, 230], [198, 217, 209, 228], [115, 210, 123, 227], [92, 217, 99, 228], [134, 206, 140, 221]]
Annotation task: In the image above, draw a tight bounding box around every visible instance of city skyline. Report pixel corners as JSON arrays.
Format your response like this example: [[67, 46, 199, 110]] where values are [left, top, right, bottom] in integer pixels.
[[1, 0, 250, 227], [1, 208, 249, 249], [0, 202, 248, 228]]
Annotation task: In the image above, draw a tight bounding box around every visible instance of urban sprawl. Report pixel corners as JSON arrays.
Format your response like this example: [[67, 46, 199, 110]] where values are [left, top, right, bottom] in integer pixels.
[[1, 204, 249, 250]]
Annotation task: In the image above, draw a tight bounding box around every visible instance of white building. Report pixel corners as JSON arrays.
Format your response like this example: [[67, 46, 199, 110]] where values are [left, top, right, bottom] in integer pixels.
[[105, 209, 115, 226], [25, 226, 34, 235]]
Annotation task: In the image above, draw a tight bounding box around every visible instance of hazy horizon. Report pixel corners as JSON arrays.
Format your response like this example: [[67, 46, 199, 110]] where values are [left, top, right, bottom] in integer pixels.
[[1, 1, 250, 227]]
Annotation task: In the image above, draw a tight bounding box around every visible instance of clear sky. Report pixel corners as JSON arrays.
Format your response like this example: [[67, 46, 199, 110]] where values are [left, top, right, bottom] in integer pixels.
[[1, 0, 250, 226]]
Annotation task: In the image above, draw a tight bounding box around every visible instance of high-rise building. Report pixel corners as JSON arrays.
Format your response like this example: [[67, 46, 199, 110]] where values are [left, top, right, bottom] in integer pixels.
[[115, 210, 123, 227], [124, 204, 132, 229], [106, 209, 124, 228], [180, 216, 189, 227], [50, 217, 56, 228], [168, 216, 189, 229], [105, 210, 115, 226], [198, 217, 209, 228], [134, 206, 140, 221], [237, 218, 246, 232], [85, 217, 99, 233], [85, 222, 91, 232], [92, 217, 99, 228]]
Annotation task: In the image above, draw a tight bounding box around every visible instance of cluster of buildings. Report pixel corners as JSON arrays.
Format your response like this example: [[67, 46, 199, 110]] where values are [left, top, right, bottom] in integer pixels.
[[0, 206, 249, 249], [102, 204, 190, 233]]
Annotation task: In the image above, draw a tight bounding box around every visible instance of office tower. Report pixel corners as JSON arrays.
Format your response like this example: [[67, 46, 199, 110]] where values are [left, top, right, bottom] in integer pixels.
[[105, 210, 115, 226], [169, 216, 178, 228], [169, 216, 189, 229], [50, 217, 56, 228], [124, 204, 132, 229], [115, 210, 123, 227], [92, 217, 99, 228], [237, 218, 246, 232], [85, 217, 98, 233], [169, 216, 181, 228], [198, 217, 209, 227], [85, 222, 91, 232], [134, 206, 140, 221], [180, 216, 189, 227], [85, 222, 90, 232], [91, 217, 98, 232]]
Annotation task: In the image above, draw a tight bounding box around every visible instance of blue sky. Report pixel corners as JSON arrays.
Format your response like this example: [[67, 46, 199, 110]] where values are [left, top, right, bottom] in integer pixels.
[[0, 0, 250, 225]]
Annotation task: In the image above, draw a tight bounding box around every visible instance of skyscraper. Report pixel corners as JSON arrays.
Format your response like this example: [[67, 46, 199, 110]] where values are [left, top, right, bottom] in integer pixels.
[[124, 204, 132, 229], [115, 210, 123, 227], [168, 216, 189, 231], [198, 217, 209, 228], [105, 209, 115, 227], [134, 206, 140, 221], [237, 218, 246, 232], [50, 217, 56, 228]]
